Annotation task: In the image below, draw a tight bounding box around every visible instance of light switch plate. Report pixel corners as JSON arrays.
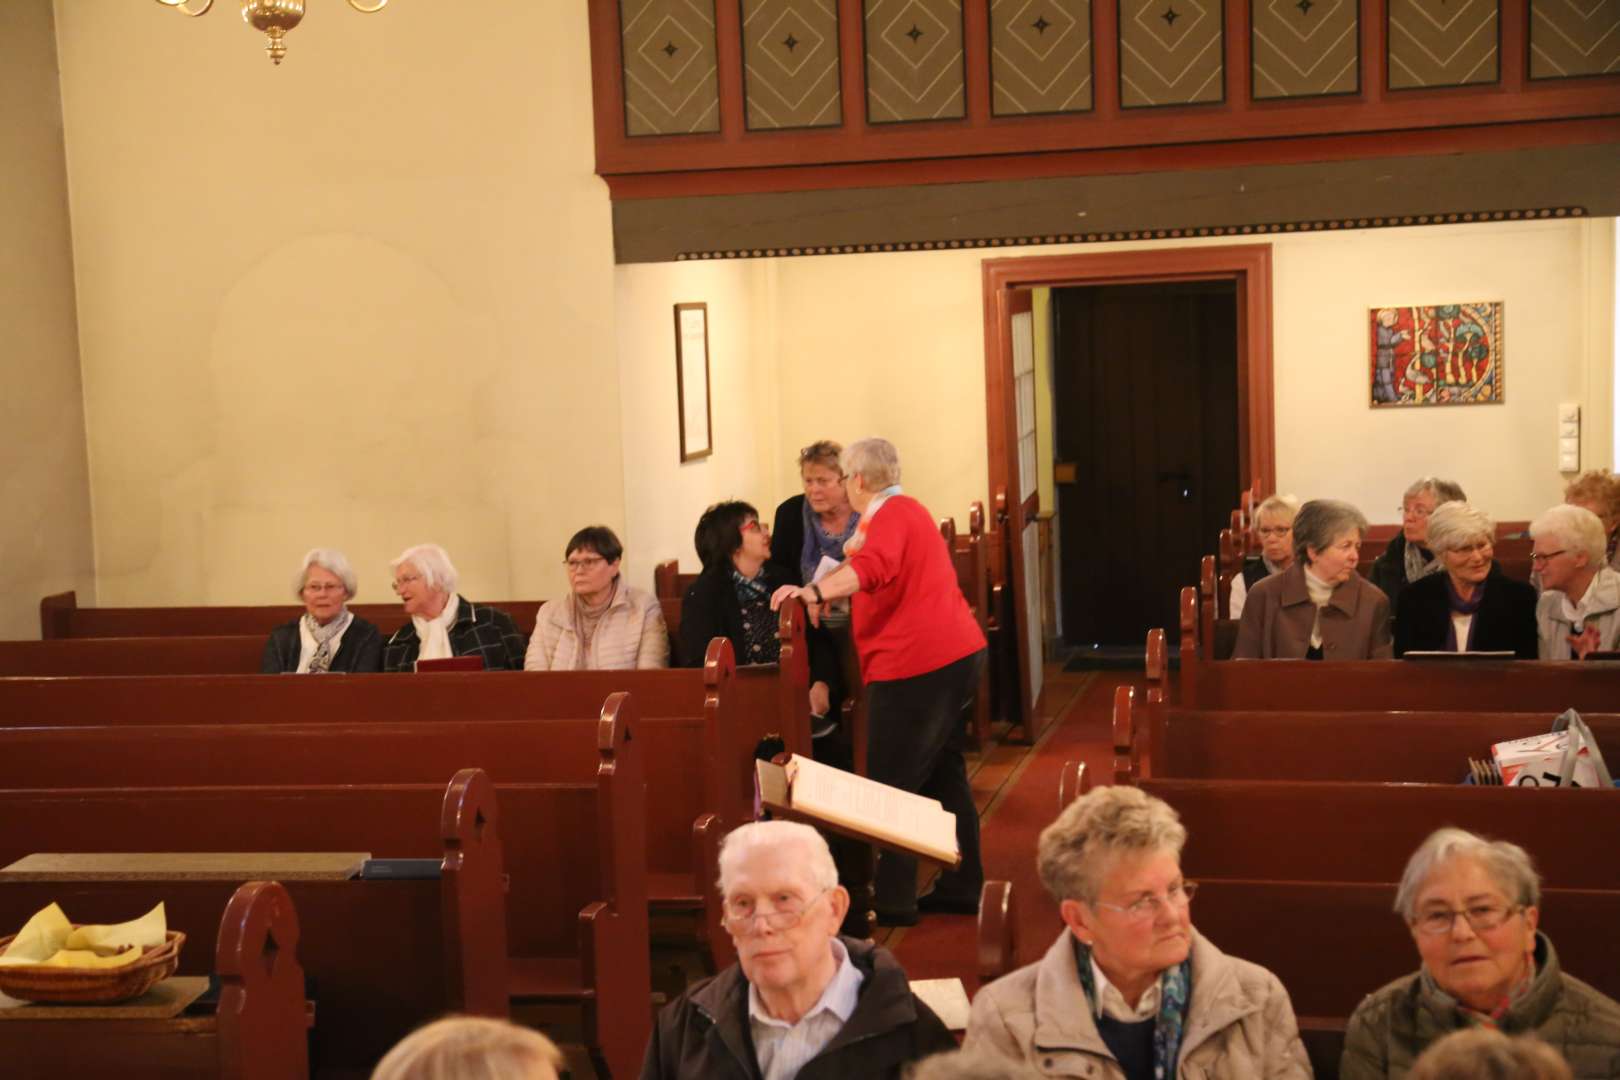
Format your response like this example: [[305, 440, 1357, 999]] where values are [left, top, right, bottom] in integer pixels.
[[1558, 403, 1581, 424]]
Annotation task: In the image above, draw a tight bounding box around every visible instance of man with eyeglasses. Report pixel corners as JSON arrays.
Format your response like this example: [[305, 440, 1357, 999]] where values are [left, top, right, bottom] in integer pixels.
[[641, 821, 953, 1080]]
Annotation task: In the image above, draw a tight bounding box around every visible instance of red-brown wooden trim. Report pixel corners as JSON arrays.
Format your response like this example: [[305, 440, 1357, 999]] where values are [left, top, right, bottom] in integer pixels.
[[602, 116, 1620, 200]]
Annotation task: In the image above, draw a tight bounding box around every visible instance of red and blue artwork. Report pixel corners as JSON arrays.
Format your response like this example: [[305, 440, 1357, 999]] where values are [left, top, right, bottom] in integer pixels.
[[1369, 302, 1503, 408]]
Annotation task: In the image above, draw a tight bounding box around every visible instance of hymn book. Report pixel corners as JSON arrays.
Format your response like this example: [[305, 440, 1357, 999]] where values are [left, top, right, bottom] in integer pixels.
[[755, 754, 960, 868]]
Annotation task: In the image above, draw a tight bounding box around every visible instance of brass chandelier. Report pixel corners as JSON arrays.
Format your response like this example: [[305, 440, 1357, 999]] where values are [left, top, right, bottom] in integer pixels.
[[154, 1, 388, 66]]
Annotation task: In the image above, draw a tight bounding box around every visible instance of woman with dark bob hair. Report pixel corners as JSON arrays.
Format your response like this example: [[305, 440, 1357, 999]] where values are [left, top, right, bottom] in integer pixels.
[[678, 501, 843, 733], [1233, 498, 1393, 660], [525, 526, 668, 670]]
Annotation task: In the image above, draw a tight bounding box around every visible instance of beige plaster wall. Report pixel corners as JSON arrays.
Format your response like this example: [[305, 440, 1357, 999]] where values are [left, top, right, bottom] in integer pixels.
[[1, 0, 95, 639], [766, 220, 1614, 528], [54, 1, 619, 607]]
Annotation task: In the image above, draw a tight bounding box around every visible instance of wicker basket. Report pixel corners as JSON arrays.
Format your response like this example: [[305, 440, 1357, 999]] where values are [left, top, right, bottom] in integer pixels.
[[0, 929, 185, 1004]]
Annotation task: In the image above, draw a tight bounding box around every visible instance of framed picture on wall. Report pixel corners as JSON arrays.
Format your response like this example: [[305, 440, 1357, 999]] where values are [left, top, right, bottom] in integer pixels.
[[1369, 301, 1504, 408], [674, 302, 713, 462]]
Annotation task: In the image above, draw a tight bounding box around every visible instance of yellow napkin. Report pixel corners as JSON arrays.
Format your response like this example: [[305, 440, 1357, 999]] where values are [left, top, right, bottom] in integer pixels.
[[65, 903, 166, 954], [0, 903, 72, 966], [41, 947, 141, 969]]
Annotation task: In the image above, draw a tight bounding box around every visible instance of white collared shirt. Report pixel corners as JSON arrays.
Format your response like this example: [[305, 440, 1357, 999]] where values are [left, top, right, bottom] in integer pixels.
[[1090, 955, 1160, 1022], [748, 938, 865, 1080]]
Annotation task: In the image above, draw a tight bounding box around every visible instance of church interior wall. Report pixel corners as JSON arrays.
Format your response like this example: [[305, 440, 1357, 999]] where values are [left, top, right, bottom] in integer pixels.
[[1, 0, 96, 639]]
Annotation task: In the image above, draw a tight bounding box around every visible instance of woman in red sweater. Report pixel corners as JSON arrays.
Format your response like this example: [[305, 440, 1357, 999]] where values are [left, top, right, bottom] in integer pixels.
[[772, 437, 987, 925]]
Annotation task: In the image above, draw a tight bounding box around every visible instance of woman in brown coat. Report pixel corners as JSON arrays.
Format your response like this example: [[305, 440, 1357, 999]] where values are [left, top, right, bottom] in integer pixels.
[[1233, 498, 1393, 660]]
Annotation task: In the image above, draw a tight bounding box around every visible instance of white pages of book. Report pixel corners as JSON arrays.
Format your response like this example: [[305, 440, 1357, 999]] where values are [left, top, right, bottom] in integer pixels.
[[783, 754, 959, 866]]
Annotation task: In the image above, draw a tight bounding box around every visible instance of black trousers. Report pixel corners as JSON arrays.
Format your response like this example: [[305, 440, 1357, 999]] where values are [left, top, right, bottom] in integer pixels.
[[865, 647, 987, 914]]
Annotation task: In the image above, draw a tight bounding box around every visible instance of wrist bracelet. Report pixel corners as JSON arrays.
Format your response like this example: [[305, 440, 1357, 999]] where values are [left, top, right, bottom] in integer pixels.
[[810, 583, 824, 603]]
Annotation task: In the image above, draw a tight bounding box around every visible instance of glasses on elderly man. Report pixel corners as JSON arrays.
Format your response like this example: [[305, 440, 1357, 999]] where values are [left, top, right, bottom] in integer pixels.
[[1090, 880, 1198, 922], [1412, 902, 1522, 936], [721, 887, 831, 935]]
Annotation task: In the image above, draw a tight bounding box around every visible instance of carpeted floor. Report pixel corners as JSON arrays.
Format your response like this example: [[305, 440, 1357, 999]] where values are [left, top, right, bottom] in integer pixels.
[[881, 669, 1138, 992]]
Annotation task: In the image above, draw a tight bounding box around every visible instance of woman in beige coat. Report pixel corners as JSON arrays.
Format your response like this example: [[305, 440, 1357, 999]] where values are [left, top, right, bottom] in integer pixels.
[[964, 786, 1311, 1079], [524, 526, 668, 671]]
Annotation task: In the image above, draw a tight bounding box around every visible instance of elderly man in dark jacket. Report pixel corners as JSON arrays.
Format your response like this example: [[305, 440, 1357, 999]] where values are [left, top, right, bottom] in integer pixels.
[[641, 820, 953, 1080]]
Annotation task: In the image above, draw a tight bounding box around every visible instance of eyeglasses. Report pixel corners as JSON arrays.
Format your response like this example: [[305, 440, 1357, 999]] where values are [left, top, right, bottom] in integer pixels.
[[721, 887, 829, 935], [302, 582, 346, 594], [1255, 526, 1291, 538], [390, 573, 423, 594], [1090, 881, 1198, 923], [564, 555, 607, 572], [741, 520, 768, 535], [1413, 902, 1522, 936], [1400, 504, 1435, 519], [1528, 550, 1567, 565]]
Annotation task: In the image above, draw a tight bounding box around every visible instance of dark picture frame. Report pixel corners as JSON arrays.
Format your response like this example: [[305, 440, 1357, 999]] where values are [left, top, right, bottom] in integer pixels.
[[674, 302, 713, 462]]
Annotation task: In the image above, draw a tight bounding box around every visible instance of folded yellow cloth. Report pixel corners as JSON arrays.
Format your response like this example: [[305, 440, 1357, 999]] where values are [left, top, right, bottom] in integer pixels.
[[0, 902, 166, 968], [41, 947, 141, 969]]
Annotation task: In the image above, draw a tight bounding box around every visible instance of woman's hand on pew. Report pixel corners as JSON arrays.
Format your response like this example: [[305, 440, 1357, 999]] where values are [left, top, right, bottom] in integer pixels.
[[1569, 625, 1601, 659], [809, 680, 830, 718]]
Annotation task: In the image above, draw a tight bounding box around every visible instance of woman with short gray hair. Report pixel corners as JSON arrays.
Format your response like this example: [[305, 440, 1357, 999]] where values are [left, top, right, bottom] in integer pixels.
[[1342, 828, 1620, 1079], [966, 786, 1309, 1078], [1233, 499, 1393, 659], [260, 548, 382, 673], [381, 543, 527, 671], [770, 437, 987, 925], [1532, 503, 1620, 659], [1393, 502, 1537, 658], [1370, 477, 1467, 618]]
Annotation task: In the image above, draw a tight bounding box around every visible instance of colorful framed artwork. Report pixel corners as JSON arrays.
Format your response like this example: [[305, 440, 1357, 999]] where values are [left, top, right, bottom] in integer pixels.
[[1369, 302, 1503, 408]]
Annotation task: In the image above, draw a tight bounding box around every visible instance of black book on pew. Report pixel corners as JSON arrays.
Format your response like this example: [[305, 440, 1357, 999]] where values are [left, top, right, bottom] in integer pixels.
[[359, 858, 442, 880]]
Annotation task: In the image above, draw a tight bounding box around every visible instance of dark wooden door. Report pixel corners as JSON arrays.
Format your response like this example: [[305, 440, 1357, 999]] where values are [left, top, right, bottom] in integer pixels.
[[1052, 282, 1239, 646]]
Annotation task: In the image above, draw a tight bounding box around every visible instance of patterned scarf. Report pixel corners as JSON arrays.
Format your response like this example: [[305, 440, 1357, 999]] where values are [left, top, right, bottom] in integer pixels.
[[1403, 538, 1442, 584], [1423, 946, 1536, 1030], [1074, 940, 1191, 1080], [302, 609, 351, 674], [1444, 575, 1486, 651], [800, 498, 859, 584], [842, 485, 902, 557]]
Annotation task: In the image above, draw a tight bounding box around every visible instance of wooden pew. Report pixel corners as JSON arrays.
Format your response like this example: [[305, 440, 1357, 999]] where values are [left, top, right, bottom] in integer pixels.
[[0, 719, 650, 1078], [0, 769, 510, 1077], [0, 635, 267, 676], [0, 880, 311, 1080], [39, 591, 542, 642]]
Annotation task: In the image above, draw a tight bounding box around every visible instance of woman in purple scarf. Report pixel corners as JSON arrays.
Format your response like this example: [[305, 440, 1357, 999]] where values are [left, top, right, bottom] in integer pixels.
[[1392, 502, 1538, 658]]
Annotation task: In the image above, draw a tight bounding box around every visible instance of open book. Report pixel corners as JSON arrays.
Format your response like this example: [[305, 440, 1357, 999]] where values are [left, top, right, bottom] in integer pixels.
[[755, 754, 960, 868]]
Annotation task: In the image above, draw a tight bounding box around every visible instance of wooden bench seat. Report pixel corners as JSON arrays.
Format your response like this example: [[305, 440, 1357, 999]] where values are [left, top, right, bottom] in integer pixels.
[[0, 719, 650, 1079], [0, 880, 310, 1080]]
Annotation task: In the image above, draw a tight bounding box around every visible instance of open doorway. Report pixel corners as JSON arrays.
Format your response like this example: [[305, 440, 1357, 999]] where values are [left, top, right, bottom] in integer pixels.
[[1051, 281, 1239, 647]]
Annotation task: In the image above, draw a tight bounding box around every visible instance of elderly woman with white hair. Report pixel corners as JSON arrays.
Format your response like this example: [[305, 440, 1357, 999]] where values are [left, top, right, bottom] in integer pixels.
[[965, 786, 1309, 1079], [641, 820, 953, 1079], [260, 548, 383, 673], [1531, 503, 1620, 659], [1229, 494, 1300, 620], [1233, 498, 1393, 660], [1341, 828, 1620, 1079], [1370, 477, 1468, 619], [771, 438, 987, 925], [381, 543, 528, 672], [1392, 502, 1538, 658]]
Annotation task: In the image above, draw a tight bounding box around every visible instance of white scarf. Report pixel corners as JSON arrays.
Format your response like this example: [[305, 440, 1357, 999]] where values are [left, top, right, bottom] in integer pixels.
[[842, 485, 903, 556], [412, 593, 460, 662], [1304, 568, 1335, 649]]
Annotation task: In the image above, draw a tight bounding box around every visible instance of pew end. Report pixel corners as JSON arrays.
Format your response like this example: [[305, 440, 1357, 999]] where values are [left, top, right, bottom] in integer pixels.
[[439, 768, 509, 1019], [1110, 685, 1137, 785], [215, 880, 311, 1080], [689, 813, 733, 973], [1056, 761, 1089, 809], [38, 591, 77, 640], [976, 880, 1015, 985]]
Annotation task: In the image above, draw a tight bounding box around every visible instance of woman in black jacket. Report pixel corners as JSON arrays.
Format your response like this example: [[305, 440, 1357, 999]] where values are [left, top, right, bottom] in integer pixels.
[[261, 548, 383, 673], [769, 440, 859, 587], [1368, 476, 1466, 619], [1393, 502, 1538, 658], [681, 501, 843, 738]]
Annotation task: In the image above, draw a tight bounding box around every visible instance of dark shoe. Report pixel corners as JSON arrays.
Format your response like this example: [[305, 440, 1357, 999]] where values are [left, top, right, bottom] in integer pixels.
[[916, 891, 980, 916], [873, 907, 919, 927]]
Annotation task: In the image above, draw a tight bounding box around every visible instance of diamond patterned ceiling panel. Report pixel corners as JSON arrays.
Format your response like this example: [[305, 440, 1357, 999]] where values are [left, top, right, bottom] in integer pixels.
[[991, 0, 1094, 114], [1387, 0, 1499, 88], [1530, 0, 1620, 78], [621, 0, 721, 135], [1252, 0, 1358, 98], [1119, 0, 1225, 107], [744, 0, 842, 129], [864, 0, 967, 123]]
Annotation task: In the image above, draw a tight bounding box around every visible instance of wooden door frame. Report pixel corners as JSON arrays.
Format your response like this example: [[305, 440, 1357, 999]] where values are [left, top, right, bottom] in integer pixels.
[[982, 243, 1276, 544], [980, 245, 1274, 707]]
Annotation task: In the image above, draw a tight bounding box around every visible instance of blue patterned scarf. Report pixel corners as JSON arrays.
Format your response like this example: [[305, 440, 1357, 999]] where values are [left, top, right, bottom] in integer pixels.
[[799, 498, 859, 584], [1074, 940, 1192, 1080]]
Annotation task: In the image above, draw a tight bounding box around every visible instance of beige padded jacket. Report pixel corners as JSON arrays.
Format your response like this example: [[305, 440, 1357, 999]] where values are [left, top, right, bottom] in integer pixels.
[[965, 929, 1313, 1080], [523, 584, 669, 671]]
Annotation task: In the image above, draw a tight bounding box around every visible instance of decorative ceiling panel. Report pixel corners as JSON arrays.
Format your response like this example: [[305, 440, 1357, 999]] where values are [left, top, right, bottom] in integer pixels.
[[620, 0, 721, 135], [1530, 0, 1620, 79], [991, 0, 1094, 115], [1119, 0, 1225, 107], [864, 0, 967, 123], [743, 0, 843, 129], [1252, 0, 1358, 98], [1388, 0, 1499, 89]]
